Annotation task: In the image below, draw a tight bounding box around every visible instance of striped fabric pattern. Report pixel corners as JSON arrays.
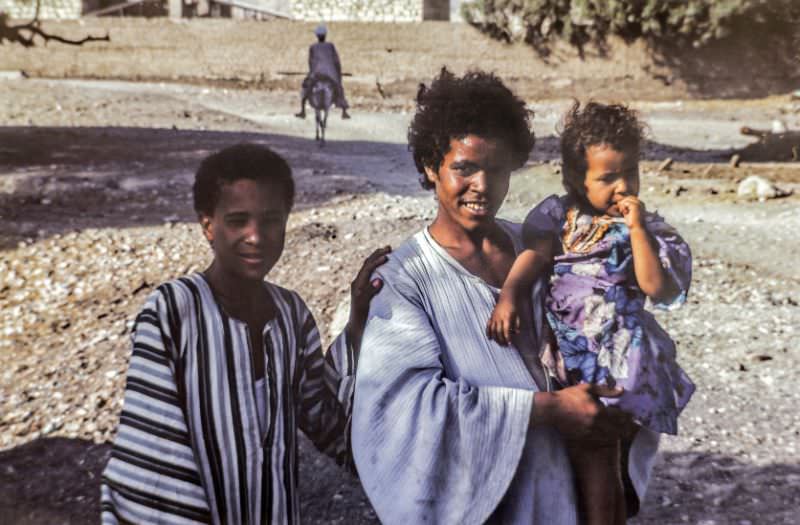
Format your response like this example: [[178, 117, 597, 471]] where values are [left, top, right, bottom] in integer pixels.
[[101, 273, 353, 524], [352, 222, 660, 525]]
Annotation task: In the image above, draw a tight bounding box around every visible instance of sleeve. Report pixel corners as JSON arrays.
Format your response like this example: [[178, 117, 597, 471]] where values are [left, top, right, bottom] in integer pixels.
[[645, 214, 692, 310], [626, 427, 661, 516], [351, 267, 535, 525], [295, 297, 355, 466], [100, 289, 211, 525], [521, 194, 565, 248], [331, 43, 342, 77]]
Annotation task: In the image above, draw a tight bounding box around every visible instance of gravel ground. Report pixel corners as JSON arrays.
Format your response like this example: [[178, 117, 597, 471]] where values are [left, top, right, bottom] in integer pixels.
[[2, 25, 800, 523]]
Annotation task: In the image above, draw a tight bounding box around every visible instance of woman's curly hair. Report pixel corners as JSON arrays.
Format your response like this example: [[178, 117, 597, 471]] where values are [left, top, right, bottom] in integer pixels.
[[408, 68, 535, 190], [560, 101, 647, 201]]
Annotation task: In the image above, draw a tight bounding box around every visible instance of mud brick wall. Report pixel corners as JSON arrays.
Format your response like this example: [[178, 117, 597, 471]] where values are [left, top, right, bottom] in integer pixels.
[[0, 0, 83, 19], [290, 0, 423, 22], [0, 0, 459, 20]]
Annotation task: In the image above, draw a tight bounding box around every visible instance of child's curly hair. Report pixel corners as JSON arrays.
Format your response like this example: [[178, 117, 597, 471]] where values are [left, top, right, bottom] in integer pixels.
[[193, 143, 294, 216], [560, 101, 647, 201], [408, 67, 535, 190]]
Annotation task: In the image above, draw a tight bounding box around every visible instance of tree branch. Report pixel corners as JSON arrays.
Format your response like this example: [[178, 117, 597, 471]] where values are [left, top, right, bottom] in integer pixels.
[[1, 0, 109, 47]]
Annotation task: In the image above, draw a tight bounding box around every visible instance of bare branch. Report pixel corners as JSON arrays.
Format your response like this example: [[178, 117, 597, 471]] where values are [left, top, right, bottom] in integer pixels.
[[1, 0, 110, 48]]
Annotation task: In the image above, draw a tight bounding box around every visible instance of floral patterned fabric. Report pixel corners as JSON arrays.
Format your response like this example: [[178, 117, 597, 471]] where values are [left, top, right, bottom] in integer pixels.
[[522, 195, 695, 435]]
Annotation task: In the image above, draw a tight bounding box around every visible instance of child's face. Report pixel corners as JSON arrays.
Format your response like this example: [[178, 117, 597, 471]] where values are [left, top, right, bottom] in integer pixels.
[[582, 144, 640, 217], [201, 178, 289, 282]]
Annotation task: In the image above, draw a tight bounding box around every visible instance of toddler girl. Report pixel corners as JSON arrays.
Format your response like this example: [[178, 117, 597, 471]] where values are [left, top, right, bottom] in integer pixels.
[[487, 102, 695, 524]]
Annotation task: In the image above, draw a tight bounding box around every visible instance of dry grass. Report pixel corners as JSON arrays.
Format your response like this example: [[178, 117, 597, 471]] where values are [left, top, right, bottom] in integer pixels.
[[4, 18, 798, 102]]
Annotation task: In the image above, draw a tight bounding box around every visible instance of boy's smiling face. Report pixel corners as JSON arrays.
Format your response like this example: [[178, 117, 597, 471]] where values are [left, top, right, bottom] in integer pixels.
[[201, 178, 289, 282]]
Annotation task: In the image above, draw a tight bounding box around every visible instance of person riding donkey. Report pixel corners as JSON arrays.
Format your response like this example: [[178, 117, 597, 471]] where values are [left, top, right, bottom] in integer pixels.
[[296, 24, 351, 120]]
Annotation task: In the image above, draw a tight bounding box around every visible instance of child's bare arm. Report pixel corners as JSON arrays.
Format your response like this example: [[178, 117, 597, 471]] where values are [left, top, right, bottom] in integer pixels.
[[487, 239, 553, 346], [503, 243, 552, 296], [619, 196, 678, 301]]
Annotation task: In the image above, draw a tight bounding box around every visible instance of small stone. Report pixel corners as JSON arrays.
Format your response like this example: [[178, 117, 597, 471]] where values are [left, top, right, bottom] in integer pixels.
[[737, 175, 792, 201]]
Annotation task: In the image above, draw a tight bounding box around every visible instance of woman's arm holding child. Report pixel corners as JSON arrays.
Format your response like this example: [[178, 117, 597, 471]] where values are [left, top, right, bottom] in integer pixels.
[[619, 195, 678, 301], [487, 237, 553, 346]]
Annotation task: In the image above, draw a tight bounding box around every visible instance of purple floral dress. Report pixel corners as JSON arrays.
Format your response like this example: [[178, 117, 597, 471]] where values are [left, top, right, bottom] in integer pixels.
[[523, 195, 695, 435]]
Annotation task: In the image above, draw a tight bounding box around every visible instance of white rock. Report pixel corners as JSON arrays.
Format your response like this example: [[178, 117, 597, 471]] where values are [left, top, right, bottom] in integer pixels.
[[771, 119, 787, 134], [736, 175, 792, 201]]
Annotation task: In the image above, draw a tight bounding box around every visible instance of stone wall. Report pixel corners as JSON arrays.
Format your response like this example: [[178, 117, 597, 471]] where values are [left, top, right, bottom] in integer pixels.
[[289, 0, 423, 22], [0, 0, 83, 19], [0, 0, 461, 21]]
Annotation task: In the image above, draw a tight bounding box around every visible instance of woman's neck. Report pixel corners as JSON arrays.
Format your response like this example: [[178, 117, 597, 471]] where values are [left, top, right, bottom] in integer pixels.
[[428, 215, 515, 288], [429, 214, 501, 251]]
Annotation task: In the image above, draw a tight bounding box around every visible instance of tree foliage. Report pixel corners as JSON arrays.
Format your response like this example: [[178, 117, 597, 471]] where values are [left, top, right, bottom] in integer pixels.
[[461, 0, 800, 54]]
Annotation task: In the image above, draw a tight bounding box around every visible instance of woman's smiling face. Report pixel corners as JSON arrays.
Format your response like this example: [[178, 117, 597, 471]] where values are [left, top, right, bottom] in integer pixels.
[[425, 135, 514, 233]]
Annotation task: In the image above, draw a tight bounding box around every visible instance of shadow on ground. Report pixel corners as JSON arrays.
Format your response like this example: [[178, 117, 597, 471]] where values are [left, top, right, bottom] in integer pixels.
[[1, 125, 793, 250], [0, 435, 374, 525], [0, 126, 416, 249], [1, 437, 798, 525], [0, 437, 110, 525], [632, 451, 800, 525], [646, 20, 800, 100]]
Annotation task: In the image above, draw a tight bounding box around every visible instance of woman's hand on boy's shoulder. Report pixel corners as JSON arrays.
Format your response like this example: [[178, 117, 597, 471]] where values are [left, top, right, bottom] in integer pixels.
[[346, 246, 391, 351]]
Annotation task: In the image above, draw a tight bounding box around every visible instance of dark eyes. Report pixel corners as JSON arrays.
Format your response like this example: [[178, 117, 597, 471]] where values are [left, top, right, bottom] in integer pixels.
[[451, 164, 510, 176], [451, 164, 475, 175], [600, 170, 638, 183], [226, 216, 283, 227], [227, 217, 247, 226]]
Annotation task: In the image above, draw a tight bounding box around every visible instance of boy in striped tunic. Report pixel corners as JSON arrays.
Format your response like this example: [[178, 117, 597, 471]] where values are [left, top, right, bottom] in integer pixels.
[[100, 143, 388, 524]]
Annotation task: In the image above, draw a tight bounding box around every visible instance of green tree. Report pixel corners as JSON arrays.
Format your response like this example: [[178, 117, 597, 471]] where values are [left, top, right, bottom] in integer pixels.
[[462, 0, 800, 55]]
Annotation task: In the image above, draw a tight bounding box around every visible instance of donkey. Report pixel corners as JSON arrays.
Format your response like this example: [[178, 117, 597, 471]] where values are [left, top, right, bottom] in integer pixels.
[[310, 75, 336, 147]]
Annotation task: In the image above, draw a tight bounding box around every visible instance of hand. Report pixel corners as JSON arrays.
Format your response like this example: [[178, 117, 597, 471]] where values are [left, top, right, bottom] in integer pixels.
[[346, 246, 391, 350], [536, 383, 630, 444], [486, 291, 520, 346], [617, 195, 645, 231]]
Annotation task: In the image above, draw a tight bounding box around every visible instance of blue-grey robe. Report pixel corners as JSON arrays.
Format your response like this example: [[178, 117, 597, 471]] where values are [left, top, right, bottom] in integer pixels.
[[352, 222, 659, 524], [303, 41, 348, 109]]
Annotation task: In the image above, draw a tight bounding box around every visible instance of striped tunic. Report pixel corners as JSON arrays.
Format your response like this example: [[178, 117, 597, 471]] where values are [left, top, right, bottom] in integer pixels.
[[352, 221, 660, 524], [101, 273, 355, 524]]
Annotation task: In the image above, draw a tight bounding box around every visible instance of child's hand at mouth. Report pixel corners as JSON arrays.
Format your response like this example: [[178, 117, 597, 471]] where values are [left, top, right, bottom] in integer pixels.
[[617, 195, 645, 230]]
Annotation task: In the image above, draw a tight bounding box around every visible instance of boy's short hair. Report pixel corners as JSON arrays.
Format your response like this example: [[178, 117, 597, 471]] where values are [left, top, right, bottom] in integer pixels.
[[560, 101, 647, 201], [408, 67, 535, 190], [193, 143, 295, 216]]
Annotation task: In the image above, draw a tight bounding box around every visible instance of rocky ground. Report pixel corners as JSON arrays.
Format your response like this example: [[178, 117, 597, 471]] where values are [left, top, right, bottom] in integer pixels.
[[2, 19, 800, 524]]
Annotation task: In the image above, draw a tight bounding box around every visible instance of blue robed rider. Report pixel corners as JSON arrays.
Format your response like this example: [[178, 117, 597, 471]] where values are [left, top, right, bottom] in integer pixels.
[[295, 24, 351, 120]]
